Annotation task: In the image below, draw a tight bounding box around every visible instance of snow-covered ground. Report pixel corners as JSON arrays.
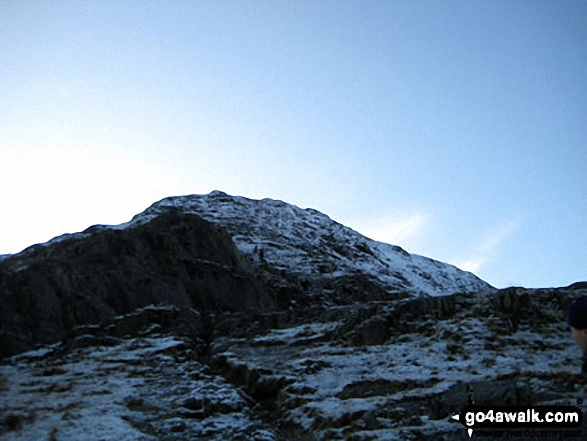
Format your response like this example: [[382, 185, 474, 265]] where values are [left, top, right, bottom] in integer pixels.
[[128, 191, 492, 297], [1, 287, 586, 440], [2, 192, 582, 440], [0, 335, 275, 441], [211, 290, 587, 440]]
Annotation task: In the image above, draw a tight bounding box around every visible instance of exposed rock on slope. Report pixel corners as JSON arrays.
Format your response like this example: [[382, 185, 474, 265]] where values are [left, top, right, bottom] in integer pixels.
[[1, 286, 586, 441], [130, 191, 493, 302], [0, 211, 269, 357]]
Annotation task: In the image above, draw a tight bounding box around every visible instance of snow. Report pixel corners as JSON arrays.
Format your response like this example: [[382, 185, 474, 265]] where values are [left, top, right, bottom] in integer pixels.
[[1, 191, 580, 440], [12, 345, 56, 361], [130, 191, 493, 297], [252, 322, 342, 344], [2, 290, 583, 440], [1, 191, 491, 298], [219, 303, 584, 439], [0, 335, 273, 440], [0, 353, 154, 441]]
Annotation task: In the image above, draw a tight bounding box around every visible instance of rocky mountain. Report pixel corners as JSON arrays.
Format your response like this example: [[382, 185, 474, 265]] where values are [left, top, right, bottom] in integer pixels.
[[130, 191, 491, 299], [1, 191, 586, 440], [0, 191, 489, 357]]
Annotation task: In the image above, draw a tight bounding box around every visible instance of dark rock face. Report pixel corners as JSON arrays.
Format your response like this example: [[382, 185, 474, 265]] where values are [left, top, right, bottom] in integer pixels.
[[0, 191, 494, 359], [0, 212, 271, 357]]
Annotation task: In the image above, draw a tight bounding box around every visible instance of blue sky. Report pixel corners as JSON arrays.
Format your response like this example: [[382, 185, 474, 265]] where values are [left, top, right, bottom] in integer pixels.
[[1, 0, 585, 288]]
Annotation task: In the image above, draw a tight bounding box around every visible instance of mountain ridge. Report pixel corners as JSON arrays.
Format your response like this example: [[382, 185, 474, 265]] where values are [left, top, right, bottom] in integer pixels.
[[126, 190, 493, 298], [0, 190, 491, 358]]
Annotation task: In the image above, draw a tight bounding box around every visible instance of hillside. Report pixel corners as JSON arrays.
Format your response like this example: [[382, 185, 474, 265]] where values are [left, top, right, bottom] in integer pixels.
[[0, 191, 490, 357]]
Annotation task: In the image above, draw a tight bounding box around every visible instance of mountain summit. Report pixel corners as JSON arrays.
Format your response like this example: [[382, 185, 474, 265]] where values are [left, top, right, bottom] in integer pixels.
[[132, 190, 492, 298]]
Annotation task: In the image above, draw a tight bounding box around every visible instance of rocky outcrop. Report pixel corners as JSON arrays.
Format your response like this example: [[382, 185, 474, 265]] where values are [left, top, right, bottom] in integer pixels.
[[2, 285, 587, 440], [204, 286, 587, 440], [0, 211, 271, 357], [490, 285, 587, 333]]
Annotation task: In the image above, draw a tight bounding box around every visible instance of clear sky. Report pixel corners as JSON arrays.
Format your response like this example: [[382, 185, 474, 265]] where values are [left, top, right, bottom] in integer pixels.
[[1, 0, 585, 288]]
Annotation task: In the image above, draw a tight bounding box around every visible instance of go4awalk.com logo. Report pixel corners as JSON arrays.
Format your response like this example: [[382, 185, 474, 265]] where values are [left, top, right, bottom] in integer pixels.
[[451, 404, 583, 438]]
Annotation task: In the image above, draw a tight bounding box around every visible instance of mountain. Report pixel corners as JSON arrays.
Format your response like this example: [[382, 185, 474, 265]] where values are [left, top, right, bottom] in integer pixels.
[[0, 191, 489, 357], [130, 191, 491, 299], [1, 191, 585, 440]]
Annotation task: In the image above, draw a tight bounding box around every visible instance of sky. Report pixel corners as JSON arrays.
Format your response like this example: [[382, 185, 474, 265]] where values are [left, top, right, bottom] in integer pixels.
[[0, 0, 585, 289]]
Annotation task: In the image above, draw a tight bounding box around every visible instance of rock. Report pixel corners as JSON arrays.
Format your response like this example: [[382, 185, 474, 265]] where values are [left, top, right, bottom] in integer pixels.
[[0, 212, 271, 357], [1, 284, 585, 441], [359, 315, 390, 345]]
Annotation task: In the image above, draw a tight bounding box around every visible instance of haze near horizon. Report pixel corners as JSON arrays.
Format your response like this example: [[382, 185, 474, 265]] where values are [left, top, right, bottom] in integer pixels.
[[1, 0, 585, 289]]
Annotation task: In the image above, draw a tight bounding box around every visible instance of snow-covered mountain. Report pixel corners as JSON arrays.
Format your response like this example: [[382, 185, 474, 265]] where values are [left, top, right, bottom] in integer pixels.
[[0, 190, 491, 357], [2, 190, 587, 440], [120, 190, 491, 298], [6, 190, 490, 300]]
